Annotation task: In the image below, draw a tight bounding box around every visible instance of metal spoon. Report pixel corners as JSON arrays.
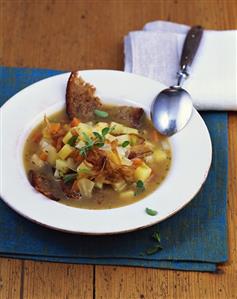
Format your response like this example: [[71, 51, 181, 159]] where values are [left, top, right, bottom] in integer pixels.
[[151, 25, 203, 136]]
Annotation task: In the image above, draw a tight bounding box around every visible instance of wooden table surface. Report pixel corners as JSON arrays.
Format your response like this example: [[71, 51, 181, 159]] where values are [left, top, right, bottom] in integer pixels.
[[0, 0, 237, 298]]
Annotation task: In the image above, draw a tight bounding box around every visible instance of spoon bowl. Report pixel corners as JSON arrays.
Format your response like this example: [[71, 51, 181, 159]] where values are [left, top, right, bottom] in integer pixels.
[[151, 87, 193, 136]]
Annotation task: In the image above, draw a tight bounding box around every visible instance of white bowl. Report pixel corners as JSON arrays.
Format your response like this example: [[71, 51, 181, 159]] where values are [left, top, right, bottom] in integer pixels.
[[0, 70, 212, 234]]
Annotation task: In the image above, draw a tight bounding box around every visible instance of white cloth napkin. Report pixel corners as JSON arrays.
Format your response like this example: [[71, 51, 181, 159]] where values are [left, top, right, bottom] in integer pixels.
[[124, 21, 237, 111]]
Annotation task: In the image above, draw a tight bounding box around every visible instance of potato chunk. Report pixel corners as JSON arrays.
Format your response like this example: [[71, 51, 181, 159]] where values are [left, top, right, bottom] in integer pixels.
[[119, 190, 134, 199], [63, 131, 73, 144], [134, 162, 152, 182], [58, 144, 74, 160], [153, 149, 167, 162]]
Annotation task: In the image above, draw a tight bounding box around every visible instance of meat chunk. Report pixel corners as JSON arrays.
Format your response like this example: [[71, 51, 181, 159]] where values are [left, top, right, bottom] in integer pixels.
[[66, 72, 102, 121], [66, 72, 144, 128], [29, 170, 81, 201]]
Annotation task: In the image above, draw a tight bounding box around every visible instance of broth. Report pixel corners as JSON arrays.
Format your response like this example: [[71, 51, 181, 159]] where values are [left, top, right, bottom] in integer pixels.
[[24, 106, 171, 209]]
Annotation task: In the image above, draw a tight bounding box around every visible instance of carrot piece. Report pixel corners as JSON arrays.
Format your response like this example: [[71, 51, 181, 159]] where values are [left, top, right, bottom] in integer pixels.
[[71, 129, 79, 136], [132, 158, 143, 167], [151, 130, 159, 142], [111, 140, 118, 151], [71, 117, 80, 127], [71, 180, 79, 192], [74, 153, 83, 163], [39, 152, 48, 161], [32, 131, 42, 143], [69, 151, 83, 163], [49, 123, 61, 134]]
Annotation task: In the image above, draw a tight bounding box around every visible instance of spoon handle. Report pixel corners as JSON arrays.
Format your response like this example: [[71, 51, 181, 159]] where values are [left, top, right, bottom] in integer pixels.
[[177, 25, 203, 86]]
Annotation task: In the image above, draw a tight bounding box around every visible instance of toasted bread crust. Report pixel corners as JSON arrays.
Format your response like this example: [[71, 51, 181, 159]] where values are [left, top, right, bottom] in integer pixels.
[[29, 170, 60, 201], [66, 72, 102, 121], [113, 106, 144, 128], [29, 170, 81, 201], [66, 72, 144, 128]]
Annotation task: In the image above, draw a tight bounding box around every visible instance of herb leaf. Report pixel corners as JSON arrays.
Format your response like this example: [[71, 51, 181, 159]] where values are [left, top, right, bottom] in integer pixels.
[[145, 207, 158, 216], [141, 230, 163, 256], [79, 146, 89, 157], [94, 109, 109, 118], [152, 231, 161, 243], [137, 180, 144, 188], [82, 132, 94, 146], [63, 173, 77, 184], [134, 180, 145, 196], [95, 142, 104, 148], [67, 135, 78, 146], [122, 141, 130, 148], [145, 244, 163, 255], [93, 131, 103, 142], [102, 127, 110, 136], [79, 132, 95, 156]]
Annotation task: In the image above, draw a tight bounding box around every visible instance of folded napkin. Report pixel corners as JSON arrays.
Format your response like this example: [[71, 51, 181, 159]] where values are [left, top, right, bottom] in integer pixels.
[[125, 20, 237, 110], [0, 66, 228, 272]]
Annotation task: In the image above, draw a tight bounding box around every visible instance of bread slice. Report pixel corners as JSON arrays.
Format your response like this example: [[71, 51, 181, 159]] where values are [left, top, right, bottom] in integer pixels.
[[66, 72, 102, 121], [66, 72, 144, 128]]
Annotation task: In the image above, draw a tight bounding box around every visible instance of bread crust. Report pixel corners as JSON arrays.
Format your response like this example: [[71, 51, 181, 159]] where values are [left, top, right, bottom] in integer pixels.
[[66, 72, 144, 128], [29, 170, 81, 201]]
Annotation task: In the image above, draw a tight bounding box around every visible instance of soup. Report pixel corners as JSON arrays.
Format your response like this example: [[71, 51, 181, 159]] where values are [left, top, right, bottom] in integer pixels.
[[24, 71, 171, 209], [24, 106, 171, 209]]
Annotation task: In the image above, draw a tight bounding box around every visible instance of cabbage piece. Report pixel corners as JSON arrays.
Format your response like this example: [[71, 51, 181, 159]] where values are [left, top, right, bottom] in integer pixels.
[[40, 139, 57, 166], [112, 180, 127, 192], [110, 122, 138, 135], [77, 161, 91, 175], [77, 178, 95, 198], [56, 159, 69, 174], [31, 154, 44, 168]]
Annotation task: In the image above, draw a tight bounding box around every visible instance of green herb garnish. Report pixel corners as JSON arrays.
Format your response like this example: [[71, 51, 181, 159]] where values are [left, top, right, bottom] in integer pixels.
[[79, 127, 112, 156], [67, 135, 78, 146], [93, 131, 104, 142], [94, 109, 109, 118], [79, 132, 95, 156], [152, 231, 161, 243], [79, 147, 88, 157], [92, 127, 111, 148], [145, 207, 158, 216], [95, 142, 104, 148], [63, 173, 77, 184], [82, 132, 94, 146], [145, 244, 163, 255], [134, 180, 145, 196], [140, 230, 163, 256], [122, 141, 130, 148], [102, 127, 110, 136]]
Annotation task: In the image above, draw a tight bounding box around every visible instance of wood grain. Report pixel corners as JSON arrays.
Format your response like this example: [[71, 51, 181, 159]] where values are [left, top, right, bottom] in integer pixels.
[[0, 0, 237, 298], [0, 258, 21, 299], [22, 261, 93, 299]]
